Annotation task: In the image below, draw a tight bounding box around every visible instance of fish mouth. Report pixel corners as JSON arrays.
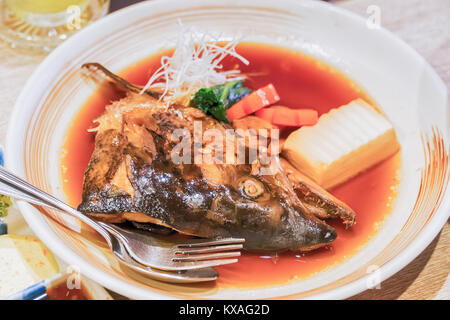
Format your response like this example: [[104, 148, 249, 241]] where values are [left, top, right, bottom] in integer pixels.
[[232, 202, 338, 252], [286, 207, 338, 252], [322, 226, 337, 243], [312, 221, 337, 249]]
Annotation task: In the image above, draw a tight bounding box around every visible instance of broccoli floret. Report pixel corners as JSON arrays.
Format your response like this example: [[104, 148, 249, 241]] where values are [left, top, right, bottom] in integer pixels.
[[190, 80, 252, 123]]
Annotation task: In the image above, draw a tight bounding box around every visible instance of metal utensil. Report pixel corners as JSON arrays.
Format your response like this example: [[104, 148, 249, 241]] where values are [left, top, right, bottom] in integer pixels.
[[107, 227, 220, 283], [100, 222, 244, 271], [0, 166, 243, 282]]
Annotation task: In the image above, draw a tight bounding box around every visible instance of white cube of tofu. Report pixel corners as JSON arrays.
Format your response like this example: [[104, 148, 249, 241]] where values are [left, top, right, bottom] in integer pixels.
[[282, 99, 400, 189]]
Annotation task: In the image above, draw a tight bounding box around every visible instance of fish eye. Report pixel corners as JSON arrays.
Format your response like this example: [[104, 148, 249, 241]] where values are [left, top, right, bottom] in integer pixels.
[[238, 177, 265, 199]]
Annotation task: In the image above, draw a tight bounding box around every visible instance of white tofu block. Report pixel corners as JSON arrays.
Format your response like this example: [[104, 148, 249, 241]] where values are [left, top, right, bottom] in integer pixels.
[[282, 99, 400, 189]]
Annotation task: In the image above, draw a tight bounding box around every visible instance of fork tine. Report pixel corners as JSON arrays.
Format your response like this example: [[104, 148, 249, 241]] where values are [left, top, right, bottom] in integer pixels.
[[175, 244, 243, 254], [176, 238, 245, 248], [173, 251, 241, 262], [166, 258, 239, 270]]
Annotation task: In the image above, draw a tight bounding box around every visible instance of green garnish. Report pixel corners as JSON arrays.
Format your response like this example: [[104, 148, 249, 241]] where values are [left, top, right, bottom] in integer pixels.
[[190, 80, 252, 123], [0, 195, 11, 218]]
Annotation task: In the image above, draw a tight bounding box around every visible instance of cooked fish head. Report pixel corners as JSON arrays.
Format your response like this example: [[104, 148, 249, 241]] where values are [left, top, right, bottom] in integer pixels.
[[216, 167, 337, 251], [78, 63, 352, 253]]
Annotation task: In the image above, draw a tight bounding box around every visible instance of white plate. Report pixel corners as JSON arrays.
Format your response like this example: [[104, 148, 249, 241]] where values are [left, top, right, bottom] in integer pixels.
[[5, 0, 450, 299]]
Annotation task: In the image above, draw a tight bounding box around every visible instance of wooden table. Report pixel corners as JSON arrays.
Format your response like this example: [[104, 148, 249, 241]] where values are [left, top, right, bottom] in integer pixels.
[[0, 0, 448, 300]]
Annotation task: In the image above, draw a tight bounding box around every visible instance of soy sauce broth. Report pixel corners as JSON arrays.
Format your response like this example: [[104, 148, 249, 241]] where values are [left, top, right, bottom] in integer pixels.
[[61, 42, 400, 288], [47, 282, 89, 300]]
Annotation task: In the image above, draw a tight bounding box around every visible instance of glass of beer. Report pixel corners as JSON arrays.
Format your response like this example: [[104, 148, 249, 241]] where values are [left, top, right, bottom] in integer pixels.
[[0, 0, 110, 53]]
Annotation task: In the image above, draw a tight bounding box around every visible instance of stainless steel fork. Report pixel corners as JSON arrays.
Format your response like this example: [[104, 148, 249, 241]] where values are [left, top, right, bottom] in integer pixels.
[[100, 222, 244, 271], [0, 166, 244, 275], [0, 167, 222, 283]]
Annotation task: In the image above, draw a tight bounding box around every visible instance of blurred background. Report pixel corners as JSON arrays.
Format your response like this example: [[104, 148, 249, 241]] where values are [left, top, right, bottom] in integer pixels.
[[110, 0, 142, 11], [109, 0, 334, 11]]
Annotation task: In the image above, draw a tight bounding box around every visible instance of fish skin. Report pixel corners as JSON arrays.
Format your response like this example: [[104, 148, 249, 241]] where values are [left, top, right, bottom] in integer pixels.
[[126, 151, 337, 251], [78, 129, 134, 214], [77, 64, 355, 252]]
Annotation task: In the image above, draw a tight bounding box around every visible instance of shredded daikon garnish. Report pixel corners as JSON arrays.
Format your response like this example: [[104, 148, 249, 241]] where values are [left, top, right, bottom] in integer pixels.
[[140, 22, 249, 107]]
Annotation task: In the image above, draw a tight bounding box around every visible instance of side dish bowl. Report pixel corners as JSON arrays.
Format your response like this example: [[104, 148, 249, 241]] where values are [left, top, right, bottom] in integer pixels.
[[5, 0, 449, 299]]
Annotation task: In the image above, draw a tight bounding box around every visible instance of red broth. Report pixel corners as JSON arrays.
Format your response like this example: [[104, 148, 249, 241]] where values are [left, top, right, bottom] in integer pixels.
[[47, 283, 89, 300], [61, 42, 400, 289]]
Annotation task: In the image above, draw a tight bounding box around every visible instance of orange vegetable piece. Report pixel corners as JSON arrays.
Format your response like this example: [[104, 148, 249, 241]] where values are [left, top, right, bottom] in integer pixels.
[[226, 84, 280, 122], [255, 105, 318, 127]]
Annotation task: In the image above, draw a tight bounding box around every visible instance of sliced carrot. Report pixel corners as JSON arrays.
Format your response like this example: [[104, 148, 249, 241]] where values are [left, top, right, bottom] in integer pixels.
[[255, 106, 319, 127], [226, 84, 280, 122], [254, 107, 276, 124], [272, 108, 318, 127]]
